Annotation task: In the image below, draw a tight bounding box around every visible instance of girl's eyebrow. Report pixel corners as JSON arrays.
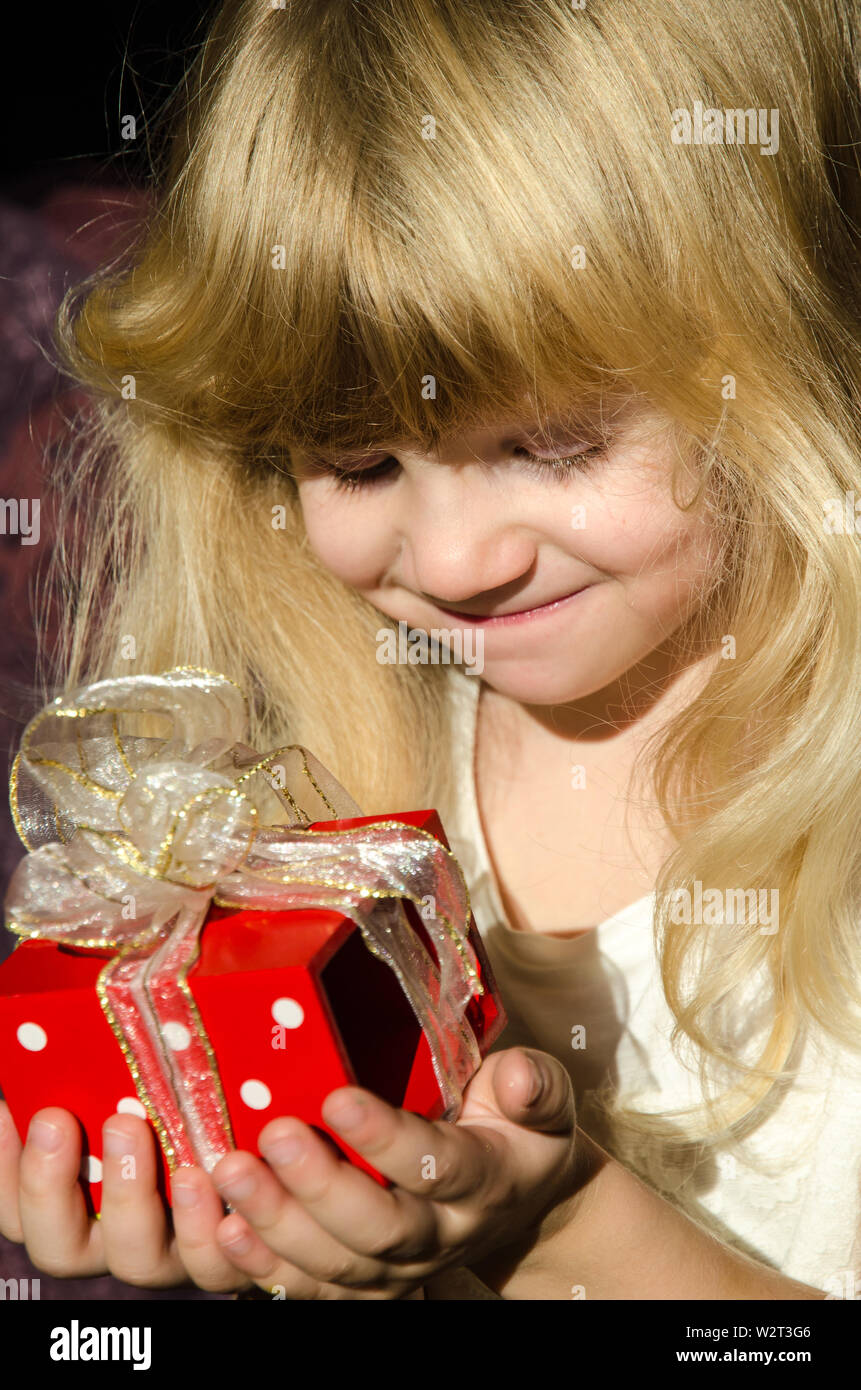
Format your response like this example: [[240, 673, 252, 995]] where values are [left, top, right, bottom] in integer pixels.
[[520, 418, 588, 436], [296, 417, 605, 467], [515, 417, 603, 445], [295, 446, 390, 468]]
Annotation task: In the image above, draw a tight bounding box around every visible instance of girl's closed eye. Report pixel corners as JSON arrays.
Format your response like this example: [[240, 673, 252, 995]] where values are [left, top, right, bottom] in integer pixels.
[[509, 442, 607, 482], [326, 441, 607, 491]]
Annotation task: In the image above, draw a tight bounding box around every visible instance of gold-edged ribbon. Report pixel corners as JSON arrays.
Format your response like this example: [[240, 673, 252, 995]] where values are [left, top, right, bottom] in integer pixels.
[[4, 667, 483, 1179]]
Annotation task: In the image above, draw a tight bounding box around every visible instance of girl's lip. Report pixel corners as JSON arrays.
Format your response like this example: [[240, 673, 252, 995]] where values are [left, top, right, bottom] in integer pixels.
[[435, 586, 591, 626]]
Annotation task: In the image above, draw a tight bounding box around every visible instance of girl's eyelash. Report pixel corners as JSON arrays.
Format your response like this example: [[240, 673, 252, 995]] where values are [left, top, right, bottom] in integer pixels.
[[329, 444, 606, 491], [329, 456, 401, 490], [514, 444, 606, 480]]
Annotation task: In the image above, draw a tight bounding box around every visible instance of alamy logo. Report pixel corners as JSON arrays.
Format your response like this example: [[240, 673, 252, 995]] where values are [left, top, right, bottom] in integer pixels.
[[376, 620, 484, 675], [823, 491, 861, 533], [0, 1277, 40, 1299], [671, 102, 779, 156], [666, 881, 779, 934], [50, 1321, 151, 1371], [0, 498, 40, 545]]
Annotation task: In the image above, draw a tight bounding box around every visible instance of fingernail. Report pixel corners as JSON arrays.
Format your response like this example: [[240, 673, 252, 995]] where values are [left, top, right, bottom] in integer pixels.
[[265, 1134, 305, 1165], [215, 1172, 256, 1201], [221, 1230, 253, 1254], [327, 1095, 366, 1132], [172, 1176, 200, 1208], [103, 1127, 134, 1158], [526, 1059, 544, 1105], [28, 1119, 62, 1153]]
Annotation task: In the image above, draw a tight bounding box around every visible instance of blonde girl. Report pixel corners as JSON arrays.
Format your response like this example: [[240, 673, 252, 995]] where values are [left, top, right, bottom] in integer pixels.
[[1, 0, 860, 1299]]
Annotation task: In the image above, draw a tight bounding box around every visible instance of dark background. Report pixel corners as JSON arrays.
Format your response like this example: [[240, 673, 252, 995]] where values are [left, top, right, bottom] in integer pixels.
[[4, 3, 216, 193], [0, 0, 236, 1300], [1, 0, 220, 880]]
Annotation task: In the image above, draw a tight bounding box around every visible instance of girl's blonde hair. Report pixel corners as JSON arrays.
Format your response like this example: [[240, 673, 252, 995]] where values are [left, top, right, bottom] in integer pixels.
[[43, 0, 861, 1206]]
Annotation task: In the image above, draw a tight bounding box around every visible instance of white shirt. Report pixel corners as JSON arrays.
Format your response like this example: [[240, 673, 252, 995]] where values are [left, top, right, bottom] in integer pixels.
[[423, 674, 861, 1298]]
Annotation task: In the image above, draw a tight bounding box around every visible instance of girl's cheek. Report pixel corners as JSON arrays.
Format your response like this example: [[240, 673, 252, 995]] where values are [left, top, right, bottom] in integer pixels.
[[562, 467, 713, 581], [297, 489, 391, 589]]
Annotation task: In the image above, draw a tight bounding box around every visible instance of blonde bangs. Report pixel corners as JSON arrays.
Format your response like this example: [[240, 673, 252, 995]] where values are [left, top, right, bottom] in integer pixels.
[[63, 0, 811, 461]]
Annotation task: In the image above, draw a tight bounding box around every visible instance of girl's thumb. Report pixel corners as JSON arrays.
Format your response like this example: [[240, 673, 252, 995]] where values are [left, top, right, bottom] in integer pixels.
[[493, 1047, 576, 1134]]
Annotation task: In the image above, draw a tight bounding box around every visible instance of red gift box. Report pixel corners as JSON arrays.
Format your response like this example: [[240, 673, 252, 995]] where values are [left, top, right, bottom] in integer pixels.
[[0, 809, 506, 1214]]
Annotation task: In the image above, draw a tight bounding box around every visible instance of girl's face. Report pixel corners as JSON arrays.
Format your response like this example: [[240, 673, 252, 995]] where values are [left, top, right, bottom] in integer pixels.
[[291, 404, 718, 705]]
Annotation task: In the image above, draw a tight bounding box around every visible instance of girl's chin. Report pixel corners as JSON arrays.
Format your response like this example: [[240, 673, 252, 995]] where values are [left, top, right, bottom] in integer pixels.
[[469, 663, 616, 706]]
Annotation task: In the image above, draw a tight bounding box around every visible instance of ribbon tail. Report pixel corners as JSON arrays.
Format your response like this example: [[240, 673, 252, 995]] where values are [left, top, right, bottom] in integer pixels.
[[142, 905, 236, 1175], [98, 906, 235, 1179], [347, 897, 481, 1121], [98, 934, 195, 1174]]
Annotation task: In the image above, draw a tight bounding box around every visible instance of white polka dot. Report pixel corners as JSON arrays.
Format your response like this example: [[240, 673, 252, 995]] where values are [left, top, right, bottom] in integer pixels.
[[163, 1022, 191, 1051], [17, 1022, 47, 1051], [117, 1097, 147, 1119], [83, 1156, 102, 1184], [271, 998, 304, 1028], [240, 1080, 272, 1111]]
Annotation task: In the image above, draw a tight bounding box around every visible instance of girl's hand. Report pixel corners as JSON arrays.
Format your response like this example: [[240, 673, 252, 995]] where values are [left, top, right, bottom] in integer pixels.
[[0, 1099, 253, 1292], [0, 1044, 577, 1298], [206, 1046, 578, 1300]]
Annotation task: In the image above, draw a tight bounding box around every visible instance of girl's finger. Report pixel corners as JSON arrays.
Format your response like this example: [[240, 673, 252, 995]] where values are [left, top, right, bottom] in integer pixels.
[[252, 1115, 439, 1262], [0, 1101, 24, 1240], [216, 1212, 341, 1298], [217, 1211, 326, 1296], [17, 1107, 105, 1277], [319, 1086, 498, 1204], [262, 1092, 491, 1259], [212, 1146, 389, 1286], [169, 1165, 255, 1294], [98, 1114, 189, 1288]]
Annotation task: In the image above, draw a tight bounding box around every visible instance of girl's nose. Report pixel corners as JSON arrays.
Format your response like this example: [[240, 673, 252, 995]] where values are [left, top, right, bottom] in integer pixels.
[[397, 467, 538, 607]]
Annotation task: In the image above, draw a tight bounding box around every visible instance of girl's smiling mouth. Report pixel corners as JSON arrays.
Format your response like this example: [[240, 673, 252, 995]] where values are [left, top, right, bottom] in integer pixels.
[[432, 585, 593, 627]]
